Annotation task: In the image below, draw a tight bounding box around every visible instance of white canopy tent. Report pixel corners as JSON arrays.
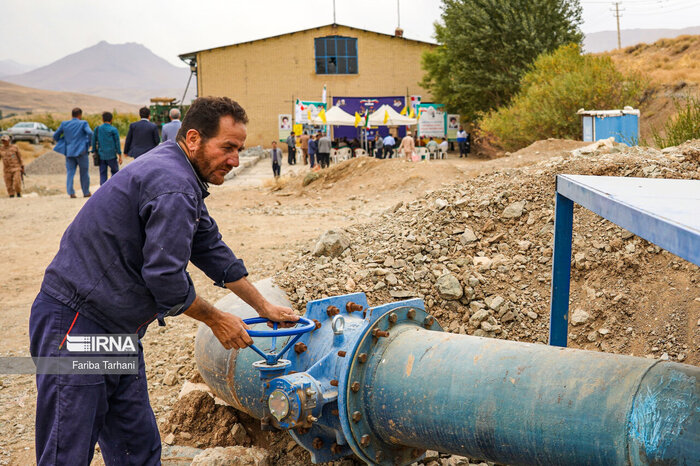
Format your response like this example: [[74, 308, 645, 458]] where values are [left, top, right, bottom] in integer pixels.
[[368, 104, 417, 126], [310, 106, 358, 126]]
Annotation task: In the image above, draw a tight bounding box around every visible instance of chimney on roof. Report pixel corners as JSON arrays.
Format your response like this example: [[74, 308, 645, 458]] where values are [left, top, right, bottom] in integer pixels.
[[395, 27, 404, 38]]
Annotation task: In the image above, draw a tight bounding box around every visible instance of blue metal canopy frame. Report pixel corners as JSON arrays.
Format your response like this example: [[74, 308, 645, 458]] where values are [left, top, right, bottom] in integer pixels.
[[549, 175, 700, 347]]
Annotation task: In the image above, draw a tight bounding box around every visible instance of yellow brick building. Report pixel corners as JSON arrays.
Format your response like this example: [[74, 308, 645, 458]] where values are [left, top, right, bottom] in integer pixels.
[[179, 24, 435, 147]]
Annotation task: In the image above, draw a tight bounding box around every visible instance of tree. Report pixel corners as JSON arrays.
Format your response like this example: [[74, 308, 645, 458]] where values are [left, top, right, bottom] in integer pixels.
[[421, 0, 583, 120], [481, 44, 646, 150]]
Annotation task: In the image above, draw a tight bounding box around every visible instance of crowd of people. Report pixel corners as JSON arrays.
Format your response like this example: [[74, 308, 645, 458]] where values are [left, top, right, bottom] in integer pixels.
[[270, 126, 471, 176]]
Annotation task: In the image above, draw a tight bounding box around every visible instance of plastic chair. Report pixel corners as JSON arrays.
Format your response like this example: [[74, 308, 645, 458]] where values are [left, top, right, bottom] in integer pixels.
[[355, 148, 368, 157], [416, 147, 430, 161], [428, 146, 439, 160], [330, 148, 340, 164], [339, 147, 352, 161], [439, 147, 448, 159]]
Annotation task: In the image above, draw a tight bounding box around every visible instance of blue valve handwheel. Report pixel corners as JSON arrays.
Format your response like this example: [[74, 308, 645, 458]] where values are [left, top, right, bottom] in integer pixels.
[[243, 316, 316, 337], [243, 316, 316, 366]]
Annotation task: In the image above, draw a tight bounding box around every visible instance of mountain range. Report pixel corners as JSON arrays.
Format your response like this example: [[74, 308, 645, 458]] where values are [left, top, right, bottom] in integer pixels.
[[583, 26, 700, 53], [0, 80, 138, 115], [3, 41, 191, 105]]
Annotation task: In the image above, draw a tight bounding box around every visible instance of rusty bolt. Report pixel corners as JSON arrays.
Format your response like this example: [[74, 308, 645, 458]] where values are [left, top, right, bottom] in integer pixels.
[[358, 353, 368, 363], [294, 342, 307, 354], [312, 437, 323, 450], [360, 434, 370, 447], [326, 305, 340, 317], [388, 312, 398, 323], [330, 379, 339, 387], [337, 350, 347, 357], [331, 443, 342, 454], [346, 302, 363, 313], [307, 414, 318, 423], [373, 329, 389, 338], [423, 315, 435, 328], [351, 381, 361, 392], [352, 411, 362, 422], [407, 309, 416, 320], [331, 409, 339, 416], [312, 319, 322, 330], [296, 427, 310, 435]]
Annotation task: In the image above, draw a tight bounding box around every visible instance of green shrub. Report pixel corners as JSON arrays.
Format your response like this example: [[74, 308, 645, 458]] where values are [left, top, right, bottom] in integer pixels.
[[650, 97, 700, 148], [481, 43, 647, 151]]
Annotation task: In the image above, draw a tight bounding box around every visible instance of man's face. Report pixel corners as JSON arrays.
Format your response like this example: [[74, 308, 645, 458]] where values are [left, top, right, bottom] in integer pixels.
[[190, 115, 246, 185]]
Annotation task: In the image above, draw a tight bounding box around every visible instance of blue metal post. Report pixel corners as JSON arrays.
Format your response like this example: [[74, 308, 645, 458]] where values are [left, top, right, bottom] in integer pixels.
[[549, 191, 574, 347]]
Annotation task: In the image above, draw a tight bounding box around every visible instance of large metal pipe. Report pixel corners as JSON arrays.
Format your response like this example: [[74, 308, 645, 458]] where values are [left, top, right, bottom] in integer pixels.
[[195, 282, 699, 465], [363, 326, 699, 465]]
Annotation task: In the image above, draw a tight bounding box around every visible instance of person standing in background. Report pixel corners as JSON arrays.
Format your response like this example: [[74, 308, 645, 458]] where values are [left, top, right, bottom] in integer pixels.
[[92, 112, 122, 185], [317, 132, 331, 168], [270, 141, 283, 178], [308, 133, 318, 168], [0, 134, 24, 198], [124, 107, 159, 159], [299, 131, 310, 165], [286, 131, 297, 165], [457, 126, 469, 158], [382, 133, 395, 159], [161, 108, 182, 143], [54, 107, 93, 198]]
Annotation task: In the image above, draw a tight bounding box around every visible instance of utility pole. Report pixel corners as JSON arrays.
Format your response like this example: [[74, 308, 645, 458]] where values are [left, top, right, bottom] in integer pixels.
[[611, 2, 624, 49], [397, 0, 401, 29], [333, 0, 336, 24]]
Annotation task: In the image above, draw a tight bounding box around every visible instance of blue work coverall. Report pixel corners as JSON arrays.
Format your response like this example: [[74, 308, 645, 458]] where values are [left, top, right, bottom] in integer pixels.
[[30, 140, 247, 465]]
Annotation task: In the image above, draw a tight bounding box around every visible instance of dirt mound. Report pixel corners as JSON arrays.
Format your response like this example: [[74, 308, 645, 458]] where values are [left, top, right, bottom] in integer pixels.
[[281, 156, 475, 199], [25, 150, 66, 175], [164, 390, 246, 449], [276, 140, 700, 366], [165, 389, 332, 465], [512, 138, 590, 156]]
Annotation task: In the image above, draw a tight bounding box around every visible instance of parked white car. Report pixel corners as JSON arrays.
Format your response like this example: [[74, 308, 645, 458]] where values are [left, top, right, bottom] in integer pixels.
[[7, 122, 53, 144]]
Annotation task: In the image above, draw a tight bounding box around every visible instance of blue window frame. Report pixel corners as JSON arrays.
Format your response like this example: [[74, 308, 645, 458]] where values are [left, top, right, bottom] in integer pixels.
[[314, 36, 358, 75]]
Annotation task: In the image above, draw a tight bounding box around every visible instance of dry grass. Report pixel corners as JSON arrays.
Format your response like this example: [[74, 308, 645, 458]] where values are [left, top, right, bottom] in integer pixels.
[[605, 35, 700, 85], [14, 141, 50, 165], [262, 175, 294, 191]]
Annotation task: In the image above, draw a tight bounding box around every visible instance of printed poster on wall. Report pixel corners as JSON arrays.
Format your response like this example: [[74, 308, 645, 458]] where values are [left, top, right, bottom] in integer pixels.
[[447, 114, 460, 140], [278, 114, 292, 142], [417, 103, 447, 138], [409, 95, 421, 113], [294, 100, 327, 125]]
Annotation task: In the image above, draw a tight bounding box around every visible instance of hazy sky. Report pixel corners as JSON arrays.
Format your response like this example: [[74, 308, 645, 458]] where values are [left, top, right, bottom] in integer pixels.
[[2, 0, 699, 68]]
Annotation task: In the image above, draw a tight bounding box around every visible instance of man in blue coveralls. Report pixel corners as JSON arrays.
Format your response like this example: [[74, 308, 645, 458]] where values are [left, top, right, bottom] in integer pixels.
[[30, 96, 299, 465]]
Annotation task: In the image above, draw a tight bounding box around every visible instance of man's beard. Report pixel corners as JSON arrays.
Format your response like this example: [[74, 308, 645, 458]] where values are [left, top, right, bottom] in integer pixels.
[[190, 144, 210, 184]]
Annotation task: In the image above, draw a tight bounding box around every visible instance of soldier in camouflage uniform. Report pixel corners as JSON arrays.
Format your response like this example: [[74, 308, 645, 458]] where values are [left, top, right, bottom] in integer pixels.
[[1, 135, 24, 198]]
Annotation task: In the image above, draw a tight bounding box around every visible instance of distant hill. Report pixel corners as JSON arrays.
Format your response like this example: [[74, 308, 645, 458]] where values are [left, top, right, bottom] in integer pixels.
[[0, 59, 35, 78], [0, 80, 138, 115], [3, 41, 190, 105], [584, 26, 700, 53]]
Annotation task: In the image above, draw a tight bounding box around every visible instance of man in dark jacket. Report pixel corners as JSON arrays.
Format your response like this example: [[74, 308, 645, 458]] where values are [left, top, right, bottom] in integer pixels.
[[30, 96, 298, 465], [124, 107, 159, 158]]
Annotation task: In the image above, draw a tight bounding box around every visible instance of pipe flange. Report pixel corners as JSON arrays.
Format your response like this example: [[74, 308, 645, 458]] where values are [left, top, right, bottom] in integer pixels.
[[343, 305, 442, 465]]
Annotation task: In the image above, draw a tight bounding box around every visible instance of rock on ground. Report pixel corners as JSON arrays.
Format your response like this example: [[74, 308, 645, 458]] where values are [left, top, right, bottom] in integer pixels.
[[190, 446, 271, 466], [313, 229, 350, 257]]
